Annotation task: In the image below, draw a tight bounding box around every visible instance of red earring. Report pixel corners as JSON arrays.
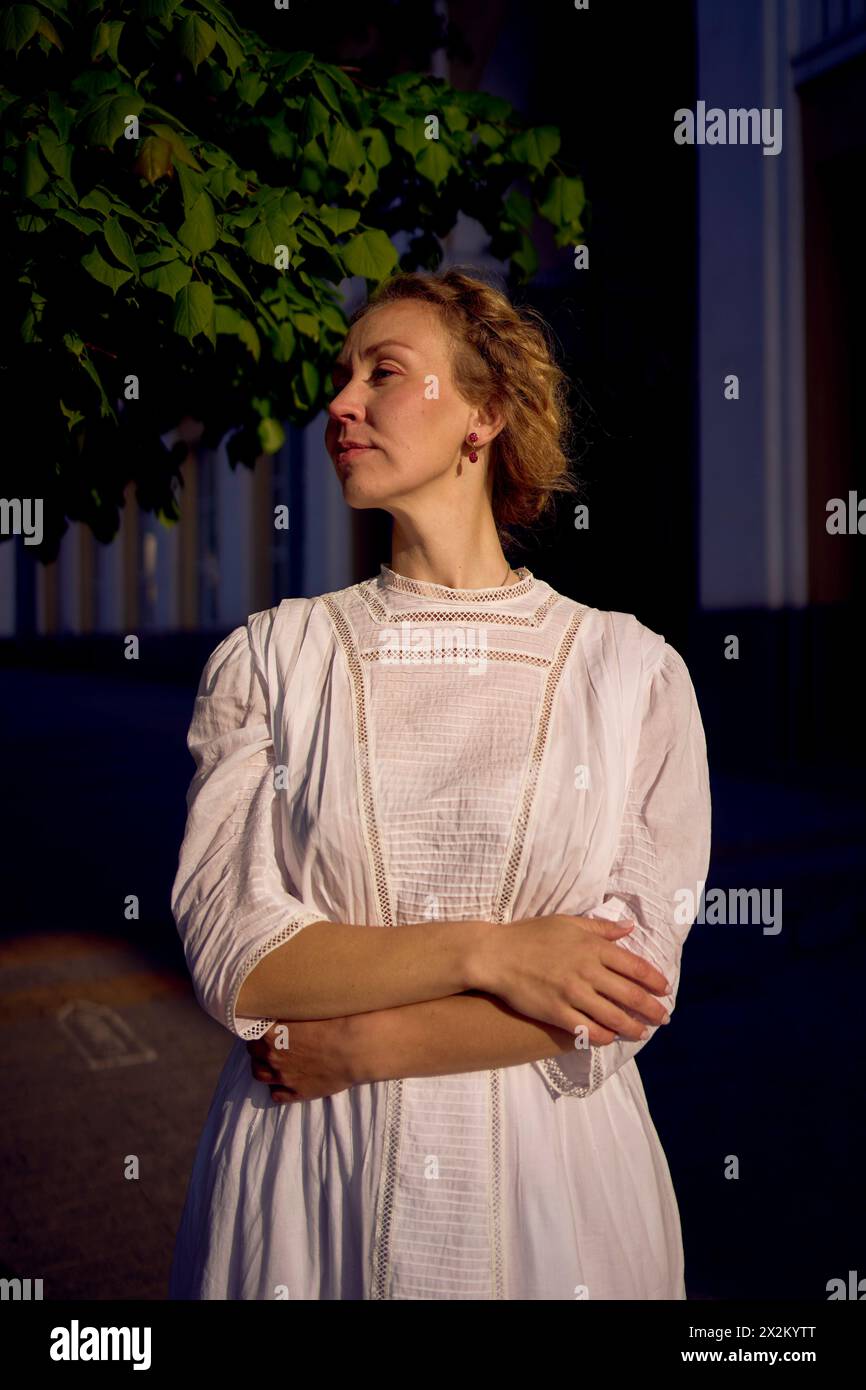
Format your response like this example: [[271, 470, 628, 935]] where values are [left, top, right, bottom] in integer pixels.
[[467, 432, 479, 462]]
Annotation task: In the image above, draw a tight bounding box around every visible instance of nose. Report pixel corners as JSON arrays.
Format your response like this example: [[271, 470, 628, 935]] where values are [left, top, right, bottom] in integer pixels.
[[326, 378, 365, 425]]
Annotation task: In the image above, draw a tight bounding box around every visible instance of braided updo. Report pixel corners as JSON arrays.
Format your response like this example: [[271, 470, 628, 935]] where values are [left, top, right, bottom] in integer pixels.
[[346, 267, 579, 554]]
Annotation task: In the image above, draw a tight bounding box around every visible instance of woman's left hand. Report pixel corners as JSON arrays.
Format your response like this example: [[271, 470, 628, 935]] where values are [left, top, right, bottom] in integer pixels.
[[246, 1014, 369, 1103]]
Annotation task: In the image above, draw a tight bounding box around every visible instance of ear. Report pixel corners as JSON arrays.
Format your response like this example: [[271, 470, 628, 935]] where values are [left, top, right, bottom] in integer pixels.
[[471, 399, 506, 445]]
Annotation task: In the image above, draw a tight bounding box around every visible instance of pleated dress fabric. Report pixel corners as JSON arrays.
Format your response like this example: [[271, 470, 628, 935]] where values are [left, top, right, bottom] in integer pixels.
[[168, 564, 711, 1300]]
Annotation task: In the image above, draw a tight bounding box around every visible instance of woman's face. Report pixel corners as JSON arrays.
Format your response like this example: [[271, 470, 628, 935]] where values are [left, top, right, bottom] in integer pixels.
[[325, 300, 490, 513]]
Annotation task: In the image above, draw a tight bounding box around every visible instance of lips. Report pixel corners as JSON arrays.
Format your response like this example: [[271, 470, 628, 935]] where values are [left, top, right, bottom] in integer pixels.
[[336, 444, 375, 467]]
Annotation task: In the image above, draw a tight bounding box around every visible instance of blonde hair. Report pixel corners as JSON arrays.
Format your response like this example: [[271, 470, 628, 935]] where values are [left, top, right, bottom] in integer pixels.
[[346, 267, 579, 555]]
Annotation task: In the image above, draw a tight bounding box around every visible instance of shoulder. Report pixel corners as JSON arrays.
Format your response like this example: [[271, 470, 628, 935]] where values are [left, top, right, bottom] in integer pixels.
[[565, 601, 699, 735], [572, 603, 668, 681]]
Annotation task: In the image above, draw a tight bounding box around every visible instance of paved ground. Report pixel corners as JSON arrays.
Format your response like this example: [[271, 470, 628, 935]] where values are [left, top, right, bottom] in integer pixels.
[[0, 665, 863, 1300]]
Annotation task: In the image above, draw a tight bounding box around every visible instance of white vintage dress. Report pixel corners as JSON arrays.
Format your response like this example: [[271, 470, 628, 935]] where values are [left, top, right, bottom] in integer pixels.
[[169, 563, 711, 1300]]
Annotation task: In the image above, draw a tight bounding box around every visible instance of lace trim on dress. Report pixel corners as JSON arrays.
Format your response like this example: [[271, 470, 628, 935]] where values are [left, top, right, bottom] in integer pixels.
[[362, 648, 551, 668], [378, 563, 535, 602], [227, 910, 325, 1040], [492, 603, 589, 919], [540, 1047, 605, 1098], [358, 583, 560, 628]]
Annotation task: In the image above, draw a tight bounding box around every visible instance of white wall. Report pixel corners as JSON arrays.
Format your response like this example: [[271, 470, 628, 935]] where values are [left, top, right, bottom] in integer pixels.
[[696, 0, 807, 609]]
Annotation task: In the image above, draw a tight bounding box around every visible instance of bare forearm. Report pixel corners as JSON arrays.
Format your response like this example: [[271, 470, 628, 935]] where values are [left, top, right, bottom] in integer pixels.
[[236, 919, 491, 1021], [357, 990, 577, 1083]]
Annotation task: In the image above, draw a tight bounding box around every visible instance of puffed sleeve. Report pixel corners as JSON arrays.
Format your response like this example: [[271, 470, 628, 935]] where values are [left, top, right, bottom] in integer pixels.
[[538, 641, 711, 1098], [170, 618, 328, 1040]]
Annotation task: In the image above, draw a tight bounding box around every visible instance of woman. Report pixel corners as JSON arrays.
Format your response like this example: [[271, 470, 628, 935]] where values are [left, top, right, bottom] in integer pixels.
[[169, 268, 711, 1300]]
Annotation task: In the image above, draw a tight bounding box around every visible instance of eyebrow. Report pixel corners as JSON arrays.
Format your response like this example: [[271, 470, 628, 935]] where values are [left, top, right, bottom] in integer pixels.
[[333, 340, 417, 372]]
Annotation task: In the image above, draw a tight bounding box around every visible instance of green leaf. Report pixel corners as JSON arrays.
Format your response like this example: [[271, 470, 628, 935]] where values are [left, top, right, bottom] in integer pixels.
[[112, 203, 155, 229], [82, 245, 133, 293], [71, 69, 120, 100], [301, 94, 331, 145], [173, 281, 215, 345], [327, 122, 364, 176], [176, 14, 216, 71], [37, 125, 72, 180], [147, 122, 202, 170], [417, 141, 453, 188], [141, 258, 192, 298], [342, 228, 399, 281], [79, 89, 146, 149], [510, 231, 538, 279], [538, 174, 586, 230], [22, 141, 50, 199], [79, 354, 117, 420], [319, 299, 347, 334], [504, 190, 533, 228], [59, 399, 85, 431], [91, 21, 123, 63], [257, 417, 285, 455], [17, 212, 49, 232], [270, 320, 295, 362], [360, 127, 391, 171], [47, 91, 73, 143], [134, 135, 173, 184], [215, 304, 260, 360], [300, 358, 319, 403], [80, 187, 113, 217], [475, 123, 504, 150], [36, 14, 63, 50], [178, 191, 218, 256], [205, 250, 255, 303], [205, 164, 245, 201], [196, 0, 242, 33], [292, 312, 319, 340], [1, 5, 40, 56], [510, 125, 560, 173], [442, 104, 470, 133], [214, 22, 242, 73], [313, 70, 343, 117], [141, 0, 182, 20], [103, 216, 138, 272], [280, 51, 313, 80], [236, 72, 267, 107], [56, 209, 100, 234], [243, 209, 297, 266], [317, 205, 360, 236], [175, 163, 206, 216]]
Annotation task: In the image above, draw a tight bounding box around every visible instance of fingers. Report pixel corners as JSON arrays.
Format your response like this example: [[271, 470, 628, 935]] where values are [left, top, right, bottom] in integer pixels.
[[567, 1009, 618, 1047], [573, 915, 635, 939], [569, 988, 654, 1041], [600, 940, 670, 995], [269, 1085, 298, 1104], [590, 968, 670, 1030]]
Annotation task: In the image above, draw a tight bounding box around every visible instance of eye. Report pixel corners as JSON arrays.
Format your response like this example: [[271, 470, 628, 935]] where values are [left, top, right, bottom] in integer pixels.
[[371, 366, 397, 380]]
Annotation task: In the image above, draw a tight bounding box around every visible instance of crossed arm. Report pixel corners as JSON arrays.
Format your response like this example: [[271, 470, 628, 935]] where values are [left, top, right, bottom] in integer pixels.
[[248, 988, 585, 1100], [353, 989, 580, 1081]]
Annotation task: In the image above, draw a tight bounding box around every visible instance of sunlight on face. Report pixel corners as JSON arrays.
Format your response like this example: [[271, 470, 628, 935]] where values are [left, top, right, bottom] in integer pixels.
[[324, 300, 477, 512]]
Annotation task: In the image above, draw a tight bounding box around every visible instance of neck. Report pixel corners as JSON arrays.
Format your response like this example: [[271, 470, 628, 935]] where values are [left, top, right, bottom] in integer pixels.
[[389, 530, 514, 591]]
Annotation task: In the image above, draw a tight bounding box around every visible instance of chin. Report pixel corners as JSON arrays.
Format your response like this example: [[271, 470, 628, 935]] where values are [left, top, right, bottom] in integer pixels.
[[340, 481, 382, 511]]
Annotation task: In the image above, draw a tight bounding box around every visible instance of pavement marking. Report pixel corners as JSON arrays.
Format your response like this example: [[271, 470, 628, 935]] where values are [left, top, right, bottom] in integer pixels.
[[56, 1000, 158, 1070]]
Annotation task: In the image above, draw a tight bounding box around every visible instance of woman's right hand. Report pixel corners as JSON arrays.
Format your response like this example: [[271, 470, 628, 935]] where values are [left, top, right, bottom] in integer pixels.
[[475, 914, 671, 1044]]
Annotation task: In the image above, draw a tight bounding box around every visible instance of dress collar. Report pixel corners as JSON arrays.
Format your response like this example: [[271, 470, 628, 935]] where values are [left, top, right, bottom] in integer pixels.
[[377, 563, 536, 603]]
